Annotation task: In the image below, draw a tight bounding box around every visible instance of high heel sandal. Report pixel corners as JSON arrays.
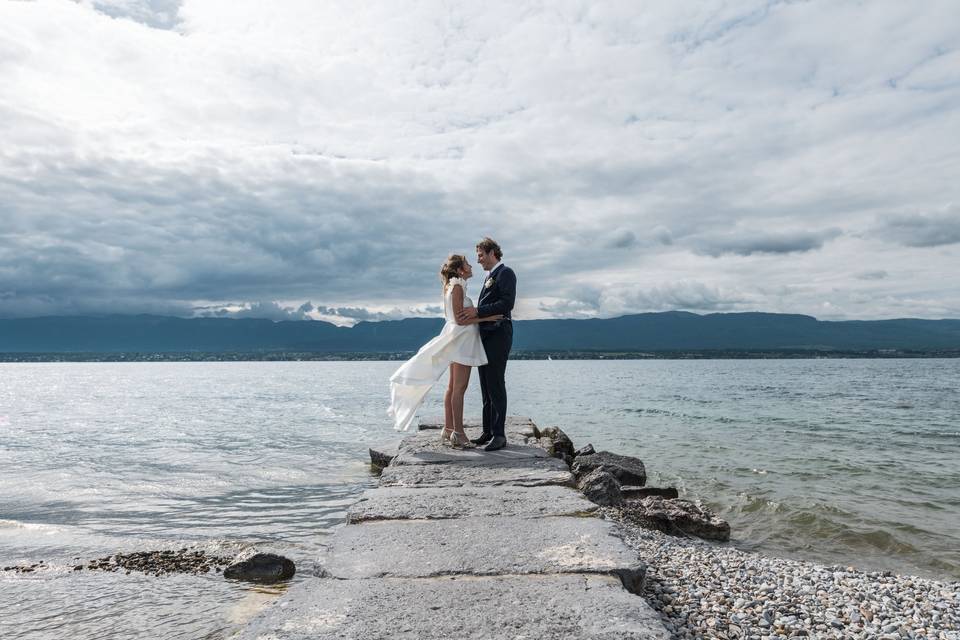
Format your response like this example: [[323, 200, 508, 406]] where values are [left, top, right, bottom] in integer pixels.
[[450, 432, 475, 449], [440, 428, 453, 445]]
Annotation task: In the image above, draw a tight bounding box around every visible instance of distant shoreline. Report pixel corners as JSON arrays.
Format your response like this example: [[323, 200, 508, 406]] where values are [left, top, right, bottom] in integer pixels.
[[2, 349, 959, 362]]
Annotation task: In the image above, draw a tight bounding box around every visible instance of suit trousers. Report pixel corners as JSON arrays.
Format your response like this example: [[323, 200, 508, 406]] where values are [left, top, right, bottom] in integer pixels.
[[479, 322, 512, 437]]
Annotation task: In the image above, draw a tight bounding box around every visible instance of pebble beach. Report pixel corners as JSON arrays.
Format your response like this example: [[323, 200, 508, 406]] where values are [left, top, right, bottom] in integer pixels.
[[602, 508, 960, 640]]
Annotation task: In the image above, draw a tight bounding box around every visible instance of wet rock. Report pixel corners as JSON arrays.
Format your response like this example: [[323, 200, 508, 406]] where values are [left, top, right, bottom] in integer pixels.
[[577, 468, 624, 506], [574, 443, 595, 457], [571, 451, 647, 486], [369, 440, 400, 470], [622, 486, 679, 500], [224, 552, 296, 583], [620, 497, 730, 541], [538, 426, 575, 464], [66, 549, 234, 576]]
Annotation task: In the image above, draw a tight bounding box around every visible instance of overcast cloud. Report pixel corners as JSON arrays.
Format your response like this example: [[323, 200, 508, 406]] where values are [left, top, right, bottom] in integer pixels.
[[1, 0, 958, 322]]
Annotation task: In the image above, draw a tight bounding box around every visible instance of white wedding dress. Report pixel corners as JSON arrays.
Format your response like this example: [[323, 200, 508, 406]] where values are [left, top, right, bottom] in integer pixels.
[[388, 277, 488, 431]]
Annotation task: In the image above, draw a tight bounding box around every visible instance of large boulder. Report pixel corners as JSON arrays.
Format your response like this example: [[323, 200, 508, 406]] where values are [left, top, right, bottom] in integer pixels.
[[571, 451, 646, 486], [223, 553, 296, 583], [621, 497, 730, 542], [577, 468, 624, 506], [538, 426, 575, 464]]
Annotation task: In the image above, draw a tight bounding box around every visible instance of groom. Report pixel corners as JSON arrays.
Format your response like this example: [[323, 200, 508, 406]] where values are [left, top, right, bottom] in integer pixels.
[[458, 237, 516, 452]]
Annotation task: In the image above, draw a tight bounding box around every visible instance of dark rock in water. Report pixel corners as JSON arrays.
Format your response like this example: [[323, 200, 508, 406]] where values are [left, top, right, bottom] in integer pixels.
[[571, 451, 646, 486], [538, 426, 575, 464], [622, 486, 679, 500], [577, 468, 624, 506], [369, 440, 401, 470], [621, 497, 730, 541], [574, 443, 595, 457], [224, 553, 295, 583]]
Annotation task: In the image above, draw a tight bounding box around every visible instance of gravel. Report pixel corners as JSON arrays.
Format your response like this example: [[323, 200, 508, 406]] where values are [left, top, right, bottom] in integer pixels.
[[600, 507, 960, 640]]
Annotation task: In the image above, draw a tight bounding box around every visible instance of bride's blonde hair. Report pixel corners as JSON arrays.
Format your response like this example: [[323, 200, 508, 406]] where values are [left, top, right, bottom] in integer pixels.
[[439, 254, 468, 290]]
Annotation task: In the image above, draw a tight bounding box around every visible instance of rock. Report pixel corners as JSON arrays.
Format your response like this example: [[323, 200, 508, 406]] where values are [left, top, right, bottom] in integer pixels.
[[577, 468, 624, 506], [621, 486, 679, 500], [369, 440, 401, 469], [224, 553, 296, 583], [574, 443, 595, 457], [518, 423, 541, 438], [538, 426, 576, 464], [571, 451, 647, 486], [620, 497, 730, 541]]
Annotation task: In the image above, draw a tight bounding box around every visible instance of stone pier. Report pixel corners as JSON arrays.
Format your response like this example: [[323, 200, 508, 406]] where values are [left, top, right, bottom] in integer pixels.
[[237, 417, 670, 639]]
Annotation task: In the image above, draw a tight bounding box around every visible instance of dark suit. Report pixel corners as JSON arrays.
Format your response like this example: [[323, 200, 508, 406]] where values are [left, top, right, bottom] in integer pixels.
[[475, 263, 516, 438]]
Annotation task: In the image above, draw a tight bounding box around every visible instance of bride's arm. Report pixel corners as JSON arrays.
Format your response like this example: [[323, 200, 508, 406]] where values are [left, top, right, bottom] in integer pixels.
[[451, 284, 469, 325]]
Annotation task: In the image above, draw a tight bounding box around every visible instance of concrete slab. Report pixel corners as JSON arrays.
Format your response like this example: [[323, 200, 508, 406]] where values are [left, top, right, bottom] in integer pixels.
[[393, 433, 550, 465], [378, 456, 575, 488], [314, 515, 646, 594], [347, 486, 598, 523], [237, 574, 670, 640]]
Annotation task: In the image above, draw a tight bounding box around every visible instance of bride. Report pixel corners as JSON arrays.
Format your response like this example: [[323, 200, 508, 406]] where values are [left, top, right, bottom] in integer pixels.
[[388, 254, 503, 446]]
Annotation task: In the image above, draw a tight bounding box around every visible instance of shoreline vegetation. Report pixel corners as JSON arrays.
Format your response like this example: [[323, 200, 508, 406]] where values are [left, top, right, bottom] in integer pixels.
[[2, 349, 960, 362]]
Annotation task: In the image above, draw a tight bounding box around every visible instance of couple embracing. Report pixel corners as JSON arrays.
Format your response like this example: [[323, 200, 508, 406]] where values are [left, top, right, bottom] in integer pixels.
[[388, 237, 516, 452]]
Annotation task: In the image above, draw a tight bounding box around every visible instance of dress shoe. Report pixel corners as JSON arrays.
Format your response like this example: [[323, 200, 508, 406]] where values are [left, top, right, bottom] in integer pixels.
[[471, 433, 493, 445], [483, 436, 507, 452]]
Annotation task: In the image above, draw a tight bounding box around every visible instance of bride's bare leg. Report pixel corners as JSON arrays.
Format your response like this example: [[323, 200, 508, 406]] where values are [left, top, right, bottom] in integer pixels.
[[450, 363, 471, 437], [442, 366, 455, 437]]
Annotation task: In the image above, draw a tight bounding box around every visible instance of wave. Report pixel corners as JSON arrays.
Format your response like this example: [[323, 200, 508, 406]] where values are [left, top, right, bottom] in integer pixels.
[[0, 519, 61, 532]]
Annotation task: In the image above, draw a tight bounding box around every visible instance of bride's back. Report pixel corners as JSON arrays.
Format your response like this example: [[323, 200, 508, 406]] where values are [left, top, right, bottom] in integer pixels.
[[443, 278, 474, 324]]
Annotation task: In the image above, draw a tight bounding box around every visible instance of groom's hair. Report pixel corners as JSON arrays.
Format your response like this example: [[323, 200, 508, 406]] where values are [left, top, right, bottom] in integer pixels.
[[476, 237, 502, 259]]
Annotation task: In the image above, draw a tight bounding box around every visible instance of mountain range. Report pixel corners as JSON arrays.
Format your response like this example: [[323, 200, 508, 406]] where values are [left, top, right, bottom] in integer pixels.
[[2, 311, 960, 353]]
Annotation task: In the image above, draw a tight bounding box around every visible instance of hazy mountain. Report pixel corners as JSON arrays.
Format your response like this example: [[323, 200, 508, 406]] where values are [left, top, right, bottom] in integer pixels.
[[2, 311, 960, 353]]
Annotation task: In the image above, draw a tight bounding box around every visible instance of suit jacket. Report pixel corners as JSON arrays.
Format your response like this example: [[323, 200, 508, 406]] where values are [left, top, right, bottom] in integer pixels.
[[476, 263, 516, 335]]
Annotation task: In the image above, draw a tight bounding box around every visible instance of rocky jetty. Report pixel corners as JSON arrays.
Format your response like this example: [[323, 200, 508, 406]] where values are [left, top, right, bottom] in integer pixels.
[[239, 417, 670, 640], [245, 416, 956, 640]]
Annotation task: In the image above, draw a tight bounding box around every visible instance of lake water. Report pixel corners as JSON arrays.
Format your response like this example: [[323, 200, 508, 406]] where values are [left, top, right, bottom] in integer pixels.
[[1, 360, 958, 639]]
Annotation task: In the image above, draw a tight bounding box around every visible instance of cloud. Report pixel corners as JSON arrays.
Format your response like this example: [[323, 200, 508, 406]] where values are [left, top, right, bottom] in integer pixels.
[[197, 301, 313, 321], [692, 228, 843, 257], [0, 0, 958, 321], [85, 0, 183, 30], [541, 281, 752, 318], [856, 270, 889, 281], [876, 207, 960, 247], [603, 229, 637, 249]]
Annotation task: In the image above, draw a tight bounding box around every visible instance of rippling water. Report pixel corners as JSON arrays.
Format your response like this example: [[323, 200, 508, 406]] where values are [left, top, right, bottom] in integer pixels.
[[1, 360, 958, 639]]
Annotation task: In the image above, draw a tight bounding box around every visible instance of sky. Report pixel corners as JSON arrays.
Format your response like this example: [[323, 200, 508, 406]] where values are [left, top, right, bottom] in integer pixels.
[[1, 0, 958, 325]]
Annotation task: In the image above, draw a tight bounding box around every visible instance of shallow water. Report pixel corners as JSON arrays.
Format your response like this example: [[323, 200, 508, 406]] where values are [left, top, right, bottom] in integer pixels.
[[1, 360, 958, 639]]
